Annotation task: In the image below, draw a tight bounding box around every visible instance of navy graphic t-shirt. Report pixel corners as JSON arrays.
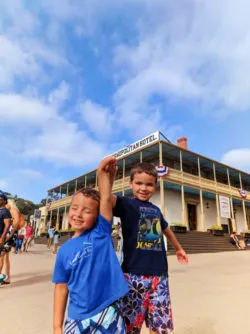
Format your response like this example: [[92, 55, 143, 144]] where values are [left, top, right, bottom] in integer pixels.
[[0, 208, 11, 237], [113, 196, 169, 276]]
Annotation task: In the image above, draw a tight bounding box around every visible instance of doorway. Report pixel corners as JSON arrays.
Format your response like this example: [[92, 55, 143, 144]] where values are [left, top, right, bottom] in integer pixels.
[[187, 204, 197, 231]]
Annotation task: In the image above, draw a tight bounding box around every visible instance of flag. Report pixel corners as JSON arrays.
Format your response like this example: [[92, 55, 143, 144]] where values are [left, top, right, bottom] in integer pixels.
[[238, 189, 247, 199], [156, 165, 170, 177]]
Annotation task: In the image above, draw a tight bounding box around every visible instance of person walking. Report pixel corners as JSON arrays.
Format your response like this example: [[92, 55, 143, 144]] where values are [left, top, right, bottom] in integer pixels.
[[23, 222, 34, 252]]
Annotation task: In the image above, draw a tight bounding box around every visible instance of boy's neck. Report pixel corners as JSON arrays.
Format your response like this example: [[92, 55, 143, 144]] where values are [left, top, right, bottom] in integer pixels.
[[72, 229, 87, 238], [134, 196, 150, 202]]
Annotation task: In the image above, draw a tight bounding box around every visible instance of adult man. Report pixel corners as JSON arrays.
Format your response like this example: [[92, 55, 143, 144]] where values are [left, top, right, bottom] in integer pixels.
[[0, 193, 12, 283]]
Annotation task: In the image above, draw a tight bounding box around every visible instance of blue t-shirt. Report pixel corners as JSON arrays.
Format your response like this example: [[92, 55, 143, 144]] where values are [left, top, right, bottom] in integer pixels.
[[0, 208, 11, 237], [48, 227, 55, 238], [113, 197, 169, 276], [52, 215, 129, 320]]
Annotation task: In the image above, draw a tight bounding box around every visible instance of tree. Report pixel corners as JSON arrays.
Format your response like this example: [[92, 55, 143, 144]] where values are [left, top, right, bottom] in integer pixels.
[[14, 198, 39, 217]]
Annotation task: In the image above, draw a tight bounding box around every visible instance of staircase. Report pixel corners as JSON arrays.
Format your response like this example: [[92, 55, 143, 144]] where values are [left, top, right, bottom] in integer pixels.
[[167, 231, 246, 255], [35, 231, 249, 255]]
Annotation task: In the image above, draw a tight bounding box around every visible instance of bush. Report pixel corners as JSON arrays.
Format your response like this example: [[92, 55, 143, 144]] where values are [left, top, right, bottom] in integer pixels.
[[209, 225, 223, 231]]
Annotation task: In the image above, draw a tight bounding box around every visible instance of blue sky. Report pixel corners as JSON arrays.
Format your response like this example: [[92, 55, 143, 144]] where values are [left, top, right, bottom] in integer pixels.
[[1, 0, 250, 203]]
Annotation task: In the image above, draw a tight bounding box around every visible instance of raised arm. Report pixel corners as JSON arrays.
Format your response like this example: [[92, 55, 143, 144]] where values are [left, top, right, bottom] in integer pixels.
[[97, 156, 117, 222]]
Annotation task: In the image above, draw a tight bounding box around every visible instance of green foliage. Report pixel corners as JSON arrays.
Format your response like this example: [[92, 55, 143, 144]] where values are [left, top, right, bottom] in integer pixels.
[[171, 222, 186, 227], [209, 225, 223, 231], [10, 197, 39, 217]]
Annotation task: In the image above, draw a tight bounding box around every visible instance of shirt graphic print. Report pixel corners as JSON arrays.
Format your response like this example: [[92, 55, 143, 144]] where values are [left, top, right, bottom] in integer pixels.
[[137, 206, 163, 251]]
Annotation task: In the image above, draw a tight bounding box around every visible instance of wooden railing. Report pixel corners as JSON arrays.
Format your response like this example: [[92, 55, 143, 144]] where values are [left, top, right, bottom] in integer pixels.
[[48, 168, 248, 210]]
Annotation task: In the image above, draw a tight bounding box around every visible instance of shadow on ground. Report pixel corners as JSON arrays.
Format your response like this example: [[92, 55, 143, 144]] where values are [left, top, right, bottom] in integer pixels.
[[3, 272, 52, 289]]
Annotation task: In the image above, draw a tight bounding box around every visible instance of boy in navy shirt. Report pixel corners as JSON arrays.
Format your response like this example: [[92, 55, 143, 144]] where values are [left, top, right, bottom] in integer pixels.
[[113, 162, 188, 334], [52, 156, 129, 334]]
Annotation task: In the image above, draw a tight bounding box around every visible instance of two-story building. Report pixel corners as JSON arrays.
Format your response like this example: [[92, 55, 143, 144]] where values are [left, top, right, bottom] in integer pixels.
[[44, 131, 250, 234]]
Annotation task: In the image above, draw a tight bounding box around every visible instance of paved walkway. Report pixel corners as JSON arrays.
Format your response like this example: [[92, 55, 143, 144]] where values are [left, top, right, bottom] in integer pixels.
[[0, 245, 249, 334]]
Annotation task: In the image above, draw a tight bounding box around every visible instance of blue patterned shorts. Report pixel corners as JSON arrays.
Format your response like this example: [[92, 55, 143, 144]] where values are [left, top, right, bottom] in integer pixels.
[[64, 304, 125, 334], [120, 274, 174, 334]]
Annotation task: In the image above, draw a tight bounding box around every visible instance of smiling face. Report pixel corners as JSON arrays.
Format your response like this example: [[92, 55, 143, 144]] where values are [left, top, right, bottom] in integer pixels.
[[69, 193, 99, 236], [130, 172, 157, 202]]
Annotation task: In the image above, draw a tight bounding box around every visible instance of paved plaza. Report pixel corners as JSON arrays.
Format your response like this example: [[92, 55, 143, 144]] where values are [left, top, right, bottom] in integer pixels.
[[0, 245, 249, 334]]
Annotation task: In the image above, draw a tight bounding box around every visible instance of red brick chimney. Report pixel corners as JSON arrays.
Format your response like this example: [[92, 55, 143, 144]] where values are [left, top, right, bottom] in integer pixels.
[[177, 137, 188, 150]]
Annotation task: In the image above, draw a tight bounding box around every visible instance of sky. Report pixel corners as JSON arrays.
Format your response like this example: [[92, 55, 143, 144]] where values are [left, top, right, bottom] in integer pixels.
[[1, 0, 250, 203]]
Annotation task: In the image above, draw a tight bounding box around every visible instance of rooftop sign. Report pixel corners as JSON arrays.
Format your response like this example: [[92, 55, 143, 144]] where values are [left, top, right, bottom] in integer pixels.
[[111, 131, 160, 159]]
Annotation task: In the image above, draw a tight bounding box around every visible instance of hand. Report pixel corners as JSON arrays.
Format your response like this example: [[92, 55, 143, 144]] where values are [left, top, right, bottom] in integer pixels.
[[176, 249, 188, 264], [53, 327, 63, 334], [98, 156, 118, 183]]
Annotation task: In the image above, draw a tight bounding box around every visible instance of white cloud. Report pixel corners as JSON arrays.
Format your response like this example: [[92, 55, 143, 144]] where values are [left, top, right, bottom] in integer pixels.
[[113, 0, 250, 117], [0, 179, 8, 190], [17, 169, 43, 179], [221, 149, 250, 171], [48, 81, 71, 108], [0, 94, 55, 124], [23, 119, 109, 166], [79, 100, 113, 136]]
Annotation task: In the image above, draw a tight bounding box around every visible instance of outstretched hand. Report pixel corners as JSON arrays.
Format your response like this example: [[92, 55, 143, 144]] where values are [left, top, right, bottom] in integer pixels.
[[98, 156, 117, 184], [176, 249, 188, 264]]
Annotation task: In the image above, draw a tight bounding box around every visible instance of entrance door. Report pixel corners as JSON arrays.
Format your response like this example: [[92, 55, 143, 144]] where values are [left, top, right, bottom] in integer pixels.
[[187, 204, 197, 231]]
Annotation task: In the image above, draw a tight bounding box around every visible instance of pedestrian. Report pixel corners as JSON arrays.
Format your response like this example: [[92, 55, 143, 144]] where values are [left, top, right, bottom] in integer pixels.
[[0, 192, 11, 285], [53, 231, 60, 254], [47, 225, 55, 249], [23, 222, 34, 252], [52, 156, 128, 334], [16, 225, 25, 254], [113, 162, 188, 333]]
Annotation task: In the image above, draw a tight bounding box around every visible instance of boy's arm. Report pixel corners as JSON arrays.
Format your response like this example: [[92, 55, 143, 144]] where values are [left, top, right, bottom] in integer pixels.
[[97, 156, 117, 222], [53, 283, 68, 334], [0, 218, 11, 246], [163, 227, 188, 264]]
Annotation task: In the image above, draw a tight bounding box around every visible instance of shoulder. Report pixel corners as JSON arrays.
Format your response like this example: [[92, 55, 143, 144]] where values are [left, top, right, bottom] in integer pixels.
[[57, 238, 72, 256], [94, 214, 112, 235], [0, 208, 11, 218]]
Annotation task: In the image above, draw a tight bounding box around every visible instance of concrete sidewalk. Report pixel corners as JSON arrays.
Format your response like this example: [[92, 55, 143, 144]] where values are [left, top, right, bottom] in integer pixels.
[[0, 245, 249, 334]]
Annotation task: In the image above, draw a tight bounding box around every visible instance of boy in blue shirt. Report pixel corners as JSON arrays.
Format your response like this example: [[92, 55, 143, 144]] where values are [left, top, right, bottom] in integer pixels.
[[52, 156, 129, 334], [113, 162, 188, 334]]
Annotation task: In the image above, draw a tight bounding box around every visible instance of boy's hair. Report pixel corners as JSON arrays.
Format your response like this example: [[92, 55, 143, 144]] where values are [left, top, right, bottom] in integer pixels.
[[130, 162, 158, 183], [73, 187, 100, 206]]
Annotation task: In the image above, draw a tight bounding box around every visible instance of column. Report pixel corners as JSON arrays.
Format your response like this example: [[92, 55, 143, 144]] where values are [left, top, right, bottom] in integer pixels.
[[200, 189, 205, 231], [122, 159, 125, 196], [227, 168, 237, 232], [56, 208, 59, 230], [66, 184, 69, 197], [159, 142, 165, 217], [198, 158, 205, 231], [213, 163, 221, 226], [230, 198, 237, 233], [239, 173, 248, 231], [59, 187, 62, 199], [180, 150, 187, 228], [242, 200, 248, 232], [216, 194, 221, 227], [181, 185, 187, 228], [180, 150, 183, 172], [140, 151, 143, 163]]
